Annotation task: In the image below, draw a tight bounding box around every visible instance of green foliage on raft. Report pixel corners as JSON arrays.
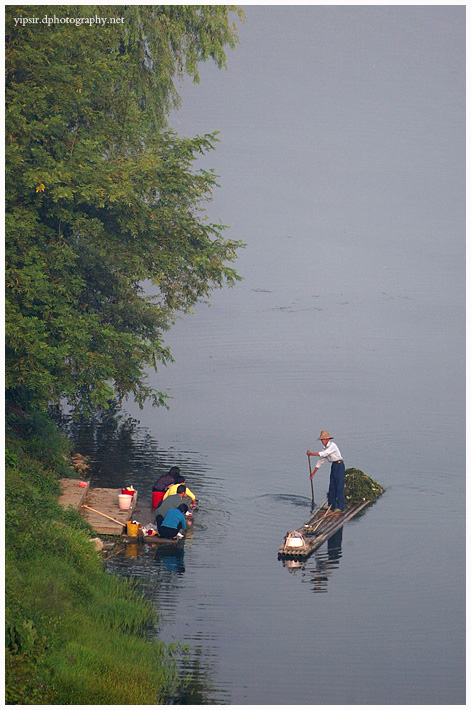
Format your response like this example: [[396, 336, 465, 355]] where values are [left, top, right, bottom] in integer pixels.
[[5, 409, 186, 704], [345, 467, 384, 506]]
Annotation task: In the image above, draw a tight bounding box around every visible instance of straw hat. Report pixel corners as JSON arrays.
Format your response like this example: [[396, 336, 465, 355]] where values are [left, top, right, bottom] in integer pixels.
[[317, 430, 334, 440]]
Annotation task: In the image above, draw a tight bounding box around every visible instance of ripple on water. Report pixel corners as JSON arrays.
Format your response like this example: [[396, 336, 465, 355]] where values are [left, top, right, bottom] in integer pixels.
[[257, 492, 313, 508]]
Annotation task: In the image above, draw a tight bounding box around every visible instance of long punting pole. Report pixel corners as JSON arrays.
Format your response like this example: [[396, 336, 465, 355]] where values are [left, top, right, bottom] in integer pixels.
[[308, 453, 315, 507]]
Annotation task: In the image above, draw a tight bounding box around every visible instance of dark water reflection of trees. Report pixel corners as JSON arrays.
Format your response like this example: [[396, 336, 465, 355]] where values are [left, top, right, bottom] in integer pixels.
[[52, 401, 223, 704], [52, 401, 178, 489]]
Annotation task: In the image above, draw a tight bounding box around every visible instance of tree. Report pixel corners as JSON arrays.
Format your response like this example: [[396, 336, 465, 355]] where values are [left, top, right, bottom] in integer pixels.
[[5, 5, 245, 413]]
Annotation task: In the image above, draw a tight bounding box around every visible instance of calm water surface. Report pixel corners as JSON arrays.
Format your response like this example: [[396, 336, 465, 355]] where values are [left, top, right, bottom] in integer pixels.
[[70, 7, 465, 705]]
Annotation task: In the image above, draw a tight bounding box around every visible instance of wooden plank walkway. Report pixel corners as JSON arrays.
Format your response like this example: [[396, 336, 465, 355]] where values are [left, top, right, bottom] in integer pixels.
[[278, 501, 370, 560], [58, 478, 88, 510], [59, 479, 137, 535], [80, 487, 137, 535]]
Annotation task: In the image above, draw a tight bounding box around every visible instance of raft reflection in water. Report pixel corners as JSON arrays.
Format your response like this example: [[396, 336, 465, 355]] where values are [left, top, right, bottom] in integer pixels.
[[282, 528, 343, 593]]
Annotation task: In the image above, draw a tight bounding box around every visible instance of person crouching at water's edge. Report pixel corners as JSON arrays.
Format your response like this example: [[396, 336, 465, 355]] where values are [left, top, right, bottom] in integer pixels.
[[155, 485, 192, 531], [159, 504, 188, 539], [307, 430, 345, 513], [164, 474, 197, 508], [152, 466, 180, 507]]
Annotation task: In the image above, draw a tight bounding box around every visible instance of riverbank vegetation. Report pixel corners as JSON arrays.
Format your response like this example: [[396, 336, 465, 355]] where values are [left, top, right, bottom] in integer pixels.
[[6, 5, 244, 703], [6, 408, 184, 703]]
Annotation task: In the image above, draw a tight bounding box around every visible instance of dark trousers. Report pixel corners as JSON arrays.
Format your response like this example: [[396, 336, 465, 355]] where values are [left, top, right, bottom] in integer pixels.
[[328, 461, 345, 510], [159, 522, 183, 539]]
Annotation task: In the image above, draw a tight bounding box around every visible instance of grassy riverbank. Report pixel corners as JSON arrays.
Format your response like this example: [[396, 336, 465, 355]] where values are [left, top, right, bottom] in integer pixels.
[[5, 408, 184, 704]]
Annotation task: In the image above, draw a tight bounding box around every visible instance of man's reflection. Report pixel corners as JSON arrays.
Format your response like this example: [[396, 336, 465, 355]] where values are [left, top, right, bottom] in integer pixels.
[[308, 528, 343, 592]]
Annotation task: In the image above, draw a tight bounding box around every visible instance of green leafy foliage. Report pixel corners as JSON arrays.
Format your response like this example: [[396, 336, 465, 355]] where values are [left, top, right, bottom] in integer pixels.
[[5, 9, 245, 700], [344, 467, 384, 506], [5, 5, 245, 414], [5, 8, 246, 695]]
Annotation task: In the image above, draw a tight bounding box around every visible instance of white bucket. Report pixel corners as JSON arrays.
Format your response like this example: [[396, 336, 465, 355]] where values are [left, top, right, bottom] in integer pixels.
[[285, 531, 305, 548], [118, 493, 132, 510]]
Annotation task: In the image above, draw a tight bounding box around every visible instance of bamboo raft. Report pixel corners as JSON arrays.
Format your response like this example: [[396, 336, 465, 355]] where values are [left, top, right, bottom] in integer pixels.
[[278, 500, 370, 560], [122, 531, 185, 548], [122, 508, 196, 547]]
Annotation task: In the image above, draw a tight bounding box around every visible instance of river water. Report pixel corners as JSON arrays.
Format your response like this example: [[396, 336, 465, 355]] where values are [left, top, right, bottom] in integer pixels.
[[69, 7, 465, 705]]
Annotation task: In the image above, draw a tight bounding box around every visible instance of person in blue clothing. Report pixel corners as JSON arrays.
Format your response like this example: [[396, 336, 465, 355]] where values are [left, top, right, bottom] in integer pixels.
[[158, 503, 189, 539]]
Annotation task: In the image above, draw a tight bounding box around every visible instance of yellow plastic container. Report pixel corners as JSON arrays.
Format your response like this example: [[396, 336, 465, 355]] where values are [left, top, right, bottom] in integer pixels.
[[126, 521, 139, 537]]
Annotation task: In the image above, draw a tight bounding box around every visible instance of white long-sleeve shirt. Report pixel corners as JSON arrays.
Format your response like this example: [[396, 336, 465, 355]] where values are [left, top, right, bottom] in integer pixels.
[[316, 440, 343, 468]]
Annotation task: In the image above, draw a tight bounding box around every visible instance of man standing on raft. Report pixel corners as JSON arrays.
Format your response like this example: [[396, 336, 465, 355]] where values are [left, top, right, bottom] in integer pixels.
[[307, 430, 345, 514]]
